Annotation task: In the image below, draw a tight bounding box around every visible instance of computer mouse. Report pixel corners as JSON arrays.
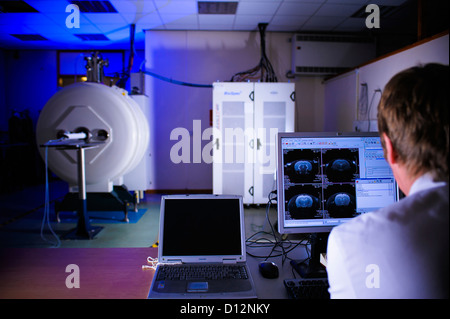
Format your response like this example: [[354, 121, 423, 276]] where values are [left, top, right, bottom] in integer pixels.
[[259, 261, 279, 279]]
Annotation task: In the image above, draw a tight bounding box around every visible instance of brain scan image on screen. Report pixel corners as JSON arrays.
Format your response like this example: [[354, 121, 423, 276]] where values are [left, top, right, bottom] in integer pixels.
[[283, 149, 321, 183], [288, 194, 320, 219], [278, 133, 399, 234], [322, 149, 359, 182], [282, 146, 360, 221], [324, 184, 356, 218], [284, 185, 322, 220]]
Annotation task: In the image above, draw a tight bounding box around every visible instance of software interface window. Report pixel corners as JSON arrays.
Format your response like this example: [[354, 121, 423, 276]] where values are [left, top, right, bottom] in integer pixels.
[[280, 135, 397, 230]]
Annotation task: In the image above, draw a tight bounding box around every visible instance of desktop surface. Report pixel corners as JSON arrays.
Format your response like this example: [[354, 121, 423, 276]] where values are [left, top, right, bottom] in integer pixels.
[[0, 245, 310, 299], [0, 247, 157, 299]]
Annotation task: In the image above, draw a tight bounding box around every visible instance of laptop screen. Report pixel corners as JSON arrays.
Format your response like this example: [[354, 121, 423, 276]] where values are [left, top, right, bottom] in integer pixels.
[[160, 196, 243, 257]]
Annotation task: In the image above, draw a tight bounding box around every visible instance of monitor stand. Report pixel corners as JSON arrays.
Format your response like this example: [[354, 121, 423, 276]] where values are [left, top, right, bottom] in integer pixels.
[[291, 233, 329, 278]]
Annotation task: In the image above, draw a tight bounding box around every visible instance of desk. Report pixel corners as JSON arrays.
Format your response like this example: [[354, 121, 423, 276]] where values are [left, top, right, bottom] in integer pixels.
[[246, 243, 309, 299], [0, 246, 307, 299], [0, 248, 157, 299]]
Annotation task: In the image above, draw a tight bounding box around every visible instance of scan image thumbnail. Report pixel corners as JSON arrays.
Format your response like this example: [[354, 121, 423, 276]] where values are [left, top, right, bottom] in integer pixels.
[[285, 185, 322, 219], [283, 149, 321, 183], [323, 184, 356, 218], [322, 149, 359, 182]]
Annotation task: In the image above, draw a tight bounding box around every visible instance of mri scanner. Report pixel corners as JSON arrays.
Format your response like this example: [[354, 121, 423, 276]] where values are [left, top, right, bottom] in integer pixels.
[[36, 53, 150, 238]]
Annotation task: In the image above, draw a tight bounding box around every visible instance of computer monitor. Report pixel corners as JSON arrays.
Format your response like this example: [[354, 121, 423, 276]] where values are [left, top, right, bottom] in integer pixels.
[[276, 132, 399, 277]]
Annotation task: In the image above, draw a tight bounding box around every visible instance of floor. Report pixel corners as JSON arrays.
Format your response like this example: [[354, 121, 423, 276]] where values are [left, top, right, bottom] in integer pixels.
[[0, 180, 277, 248]]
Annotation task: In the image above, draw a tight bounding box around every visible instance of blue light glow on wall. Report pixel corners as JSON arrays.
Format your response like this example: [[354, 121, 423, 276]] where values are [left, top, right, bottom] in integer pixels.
[[59, 51, 124, 76]]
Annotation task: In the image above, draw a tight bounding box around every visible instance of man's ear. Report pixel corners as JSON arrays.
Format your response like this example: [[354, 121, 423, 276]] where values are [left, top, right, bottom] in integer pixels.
[[382, 133, 398, 165]]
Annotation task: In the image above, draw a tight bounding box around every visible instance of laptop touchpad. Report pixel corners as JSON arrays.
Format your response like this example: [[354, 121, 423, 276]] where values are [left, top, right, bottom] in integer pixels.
[[187, 282, 209, 292]]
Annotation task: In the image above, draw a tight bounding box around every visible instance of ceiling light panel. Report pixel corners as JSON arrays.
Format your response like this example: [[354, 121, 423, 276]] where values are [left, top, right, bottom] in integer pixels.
[[0, 1, 39, 13], [74, 33, 110, 41], [11, 34, 48, 41], [69, 1, 118, 13], [198, 1, 238, 15]]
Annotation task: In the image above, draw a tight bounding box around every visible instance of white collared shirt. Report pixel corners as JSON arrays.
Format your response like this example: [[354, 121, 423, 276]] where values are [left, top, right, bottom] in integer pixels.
[[408, 173, 446, 196], [327, 173, 449, 299]]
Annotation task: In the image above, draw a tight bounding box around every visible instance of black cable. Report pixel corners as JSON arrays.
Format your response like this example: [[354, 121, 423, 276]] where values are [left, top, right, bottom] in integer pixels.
[[116, 24, 136, 89], [245, 190, 310, 265], [140, 69, 213, 88], [230, 23, 278, 82]]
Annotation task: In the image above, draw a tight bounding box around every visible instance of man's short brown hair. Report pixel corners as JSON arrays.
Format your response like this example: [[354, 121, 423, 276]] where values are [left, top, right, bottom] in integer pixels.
[[377, 63, 449, 182]]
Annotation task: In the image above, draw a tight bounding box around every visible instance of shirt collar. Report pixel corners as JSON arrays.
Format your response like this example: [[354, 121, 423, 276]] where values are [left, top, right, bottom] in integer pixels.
[[409, 172, 447, 196]]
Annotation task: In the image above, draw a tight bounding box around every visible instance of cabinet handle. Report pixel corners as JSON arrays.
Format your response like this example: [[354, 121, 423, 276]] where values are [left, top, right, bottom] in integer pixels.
[[290, 91, 296, 102], [249, 91, 254, 101], [248, 186, 254, 196], [249, 139, 254, 149], [214, 138, 220, 150], [256, 138, 262, 150]]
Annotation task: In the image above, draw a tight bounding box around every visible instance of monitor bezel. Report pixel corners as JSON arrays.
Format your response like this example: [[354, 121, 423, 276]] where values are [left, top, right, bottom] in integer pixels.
[[276, 131, 394, 235]]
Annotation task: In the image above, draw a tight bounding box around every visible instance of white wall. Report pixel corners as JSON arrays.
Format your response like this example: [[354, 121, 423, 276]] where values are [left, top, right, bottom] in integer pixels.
[[358, 33, 449, 125], [323, 33, 449, 132], [144, 30, 326, 191]]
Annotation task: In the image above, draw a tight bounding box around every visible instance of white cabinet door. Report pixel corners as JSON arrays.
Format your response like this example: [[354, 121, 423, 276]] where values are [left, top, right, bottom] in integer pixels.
[[253, 83, 295, 203], [212, 82, 254, 203], [213, 82, 295, 204]]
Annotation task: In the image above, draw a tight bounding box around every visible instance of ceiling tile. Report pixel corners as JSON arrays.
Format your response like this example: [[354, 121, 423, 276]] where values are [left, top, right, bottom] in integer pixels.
[[301, 16, 346, 31], [22, 0, 71, 13], [153, 0, 197, 15], [325, 0, 369, 4], [0, 13, 56, 25], [198, 14, 235, 25], [270, 15, 309, 27], [120, 11, 162, 24], [234, 14, 272, 25], [276, 2, 322, 16], [41, 12, 94, 28], [159, 13, 198, 25], [315, 4, 362, 17], [83, 13, 128, 24], [236, 1, 280, 15], [63, 24, 102, 34], [109, 0, 157, 13], [95, 23, 129, 33]]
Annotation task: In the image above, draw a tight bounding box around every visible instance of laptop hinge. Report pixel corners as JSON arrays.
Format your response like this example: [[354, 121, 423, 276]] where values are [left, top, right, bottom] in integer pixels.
[[166, 259, 182, 264], [222, 258, 237, 264]]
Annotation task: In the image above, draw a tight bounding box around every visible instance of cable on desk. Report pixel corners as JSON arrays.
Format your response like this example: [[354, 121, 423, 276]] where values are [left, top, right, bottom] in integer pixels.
[[40, 146, 61, 248], [245, 190, 309, 265], [143, 256, 158, 270]]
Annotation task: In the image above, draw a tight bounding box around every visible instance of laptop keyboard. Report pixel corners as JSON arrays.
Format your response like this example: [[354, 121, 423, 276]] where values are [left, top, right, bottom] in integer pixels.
[[156, 264, 249, 281], [284, 278, 330, 299]]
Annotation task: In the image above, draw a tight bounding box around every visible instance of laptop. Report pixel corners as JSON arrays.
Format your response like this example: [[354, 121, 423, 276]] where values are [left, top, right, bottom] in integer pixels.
[[148, 194, 257, 299]]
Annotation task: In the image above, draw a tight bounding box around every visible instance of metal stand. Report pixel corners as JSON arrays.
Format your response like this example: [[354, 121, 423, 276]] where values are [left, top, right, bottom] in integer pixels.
[[62, 146, 103, 240], [41, 140, 104, 240], [54, 185, 134, 224]]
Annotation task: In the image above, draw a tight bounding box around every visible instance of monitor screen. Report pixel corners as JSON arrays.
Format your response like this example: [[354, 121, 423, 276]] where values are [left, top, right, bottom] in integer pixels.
[[277, 132, 399, 234]]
